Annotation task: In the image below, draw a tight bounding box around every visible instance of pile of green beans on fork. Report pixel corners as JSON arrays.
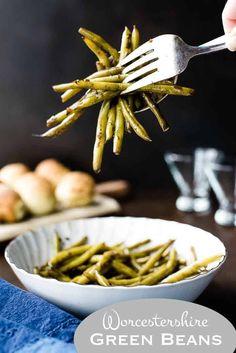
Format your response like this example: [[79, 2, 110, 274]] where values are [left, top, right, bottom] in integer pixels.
[[41, 26, 194, 172], [34, 235, 223, 286]]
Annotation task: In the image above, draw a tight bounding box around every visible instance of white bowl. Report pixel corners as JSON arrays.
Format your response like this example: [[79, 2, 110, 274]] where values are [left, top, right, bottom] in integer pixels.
[[5, 217, 226, 318]]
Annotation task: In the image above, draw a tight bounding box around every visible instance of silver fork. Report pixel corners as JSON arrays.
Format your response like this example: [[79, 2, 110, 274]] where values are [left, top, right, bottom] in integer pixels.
[[120, 34, 227, 95]]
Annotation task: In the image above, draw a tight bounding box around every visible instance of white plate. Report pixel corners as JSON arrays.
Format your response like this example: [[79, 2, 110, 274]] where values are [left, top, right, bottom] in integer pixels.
[[0, 195, 120, 242], [5, 217, 226, 318]]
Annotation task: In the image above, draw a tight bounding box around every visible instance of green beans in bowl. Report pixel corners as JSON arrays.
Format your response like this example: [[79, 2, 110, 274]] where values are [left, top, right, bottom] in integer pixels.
[[5, 217, 226, 317]]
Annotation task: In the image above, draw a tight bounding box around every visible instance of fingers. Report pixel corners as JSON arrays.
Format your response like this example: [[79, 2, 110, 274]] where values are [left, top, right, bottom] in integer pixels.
[[226, 27, 236, 51], [222, 0, 236, 32]]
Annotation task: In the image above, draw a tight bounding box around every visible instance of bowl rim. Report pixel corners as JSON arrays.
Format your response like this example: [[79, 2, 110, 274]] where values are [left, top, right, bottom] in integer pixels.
[[5, 216, 227, 290]]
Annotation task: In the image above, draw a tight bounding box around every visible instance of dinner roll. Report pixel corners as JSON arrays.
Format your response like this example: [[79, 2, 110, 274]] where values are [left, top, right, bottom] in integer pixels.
[[55, 171, 95, 208], [0, 163, 30, 187], [0, 184, 27, 223], [13, 173, 56, 216], [35, 159, 70, 187]]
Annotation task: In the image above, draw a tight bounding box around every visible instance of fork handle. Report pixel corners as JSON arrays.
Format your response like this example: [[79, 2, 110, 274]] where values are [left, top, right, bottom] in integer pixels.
[[194, 35, 227, 55]]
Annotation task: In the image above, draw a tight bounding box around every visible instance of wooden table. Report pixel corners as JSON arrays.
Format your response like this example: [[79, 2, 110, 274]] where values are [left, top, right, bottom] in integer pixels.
[[1, 189, 235, 325]]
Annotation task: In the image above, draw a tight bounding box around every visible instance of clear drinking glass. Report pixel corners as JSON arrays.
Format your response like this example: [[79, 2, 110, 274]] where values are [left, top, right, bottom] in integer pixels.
[[164, 148, 223, 213], [205, 158, 236, 226]]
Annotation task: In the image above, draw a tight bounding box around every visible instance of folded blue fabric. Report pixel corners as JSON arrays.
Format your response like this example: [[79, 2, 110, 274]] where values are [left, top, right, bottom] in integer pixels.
[[0, 279, 81, 353], [0, 316, 76, 353]]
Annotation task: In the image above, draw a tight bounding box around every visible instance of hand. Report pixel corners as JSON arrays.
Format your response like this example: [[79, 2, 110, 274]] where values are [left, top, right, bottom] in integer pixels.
[[222, 0, 236, 51]]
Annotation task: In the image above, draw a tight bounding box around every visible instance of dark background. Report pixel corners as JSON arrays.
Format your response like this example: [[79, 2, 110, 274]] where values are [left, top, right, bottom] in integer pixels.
[[0, 0, 234, 187]]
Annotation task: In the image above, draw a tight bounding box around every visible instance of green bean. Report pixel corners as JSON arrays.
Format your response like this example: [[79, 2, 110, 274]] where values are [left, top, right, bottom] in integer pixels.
[[55, 90, 93, 118], [63, 68, 122, 92], [112, 259, 137, 278], [60, 67, 122, 103], [47, 110, 68, 128], [33, 266, 39, 274], [94, 270, 110, 286], [142, 93, 170, 132], [128, 239, 151, 250], [39, 269, 71, 282], [51, 81, 131, 92], [130, 255, 141, 271], [162, 249, 170, 258], [191, 246, 197, 262], [138, 240, 174, 275], [48, 244, 91, 267], [141, 249, 177, 285], [119, 97, 151, 141], [158, 255, 170, 264], [79, 28, 119, 62], [87, 251, 115, 276], [89, 254, 102, 263], [110, 242, 124, 249], [119, 26, 131, 61], [60, 254, 88, 269], [95, 250, 115, 272], [42, 110, 84, 138], [178, 259, 187, 266], [136, 256, 150, 264], [113, 102, 125, 155], [124, 119, 132, 133], [52, 81, 100, 93], [77, 264, 90, 272], [91, 74, 126, 83], [161, 255, 223, 284], [165, 248, 177, 267], [127, 95, 134, 110], [93, 100, 110, 173], [139, 265, 168, 286], [148, 261, 168, 272], [60, 243, 105, 272], [53, 81, 138, 93], [90, 66, 123, 78], [109, 277, 142, 286], [134, 95, 143, 111], [61, 89, 80, 103], [83, 37, 111, 68], [70, 90, 118, 111], [131, 25, 140, 51], [65, 236, 88, 249], [109, 274, 125, 280], [132, 244, 164, 258], [141, 84, 194, 96], [72, 274, 90, 285], [96, 61, 105, 71], [125, 96, 133, 132], [53, 233, 62, 253], [106, 105, 116, 141], [53, 81, 194, 96], [83, 264, 97, 279], [84, 258, 112, 285]]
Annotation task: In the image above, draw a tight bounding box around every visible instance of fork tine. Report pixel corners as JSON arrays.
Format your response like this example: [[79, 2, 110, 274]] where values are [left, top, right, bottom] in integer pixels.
[[121, 71, 169, 95], [123, 51, 158, 74], [123, 61, 158, 84], [119, 40, 154, 66]]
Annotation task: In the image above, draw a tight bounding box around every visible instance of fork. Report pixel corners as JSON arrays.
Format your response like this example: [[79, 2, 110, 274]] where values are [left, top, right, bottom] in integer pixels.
[[120, 34, 227, 94]]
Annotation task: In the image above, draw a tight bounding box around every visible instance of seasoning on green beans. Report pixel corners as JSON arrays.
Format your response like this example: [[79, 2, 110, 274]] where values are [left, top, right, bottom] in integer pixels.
[[36, 234, 224, 287], [113, 101, 125, 155], [41, 26, 194, 172]]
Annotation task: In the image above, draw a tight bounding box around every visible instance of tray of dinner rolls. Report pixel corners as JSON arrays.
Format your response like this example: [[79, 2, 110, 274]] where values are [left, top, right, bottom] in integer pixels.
[[0, 159, 125, 242]]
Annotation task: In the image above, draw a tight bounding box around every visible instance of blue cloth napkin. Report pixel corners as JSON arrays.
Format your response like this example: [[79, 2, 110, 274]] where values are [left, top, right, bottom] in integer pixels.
[[0, 279, 81, 353]]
